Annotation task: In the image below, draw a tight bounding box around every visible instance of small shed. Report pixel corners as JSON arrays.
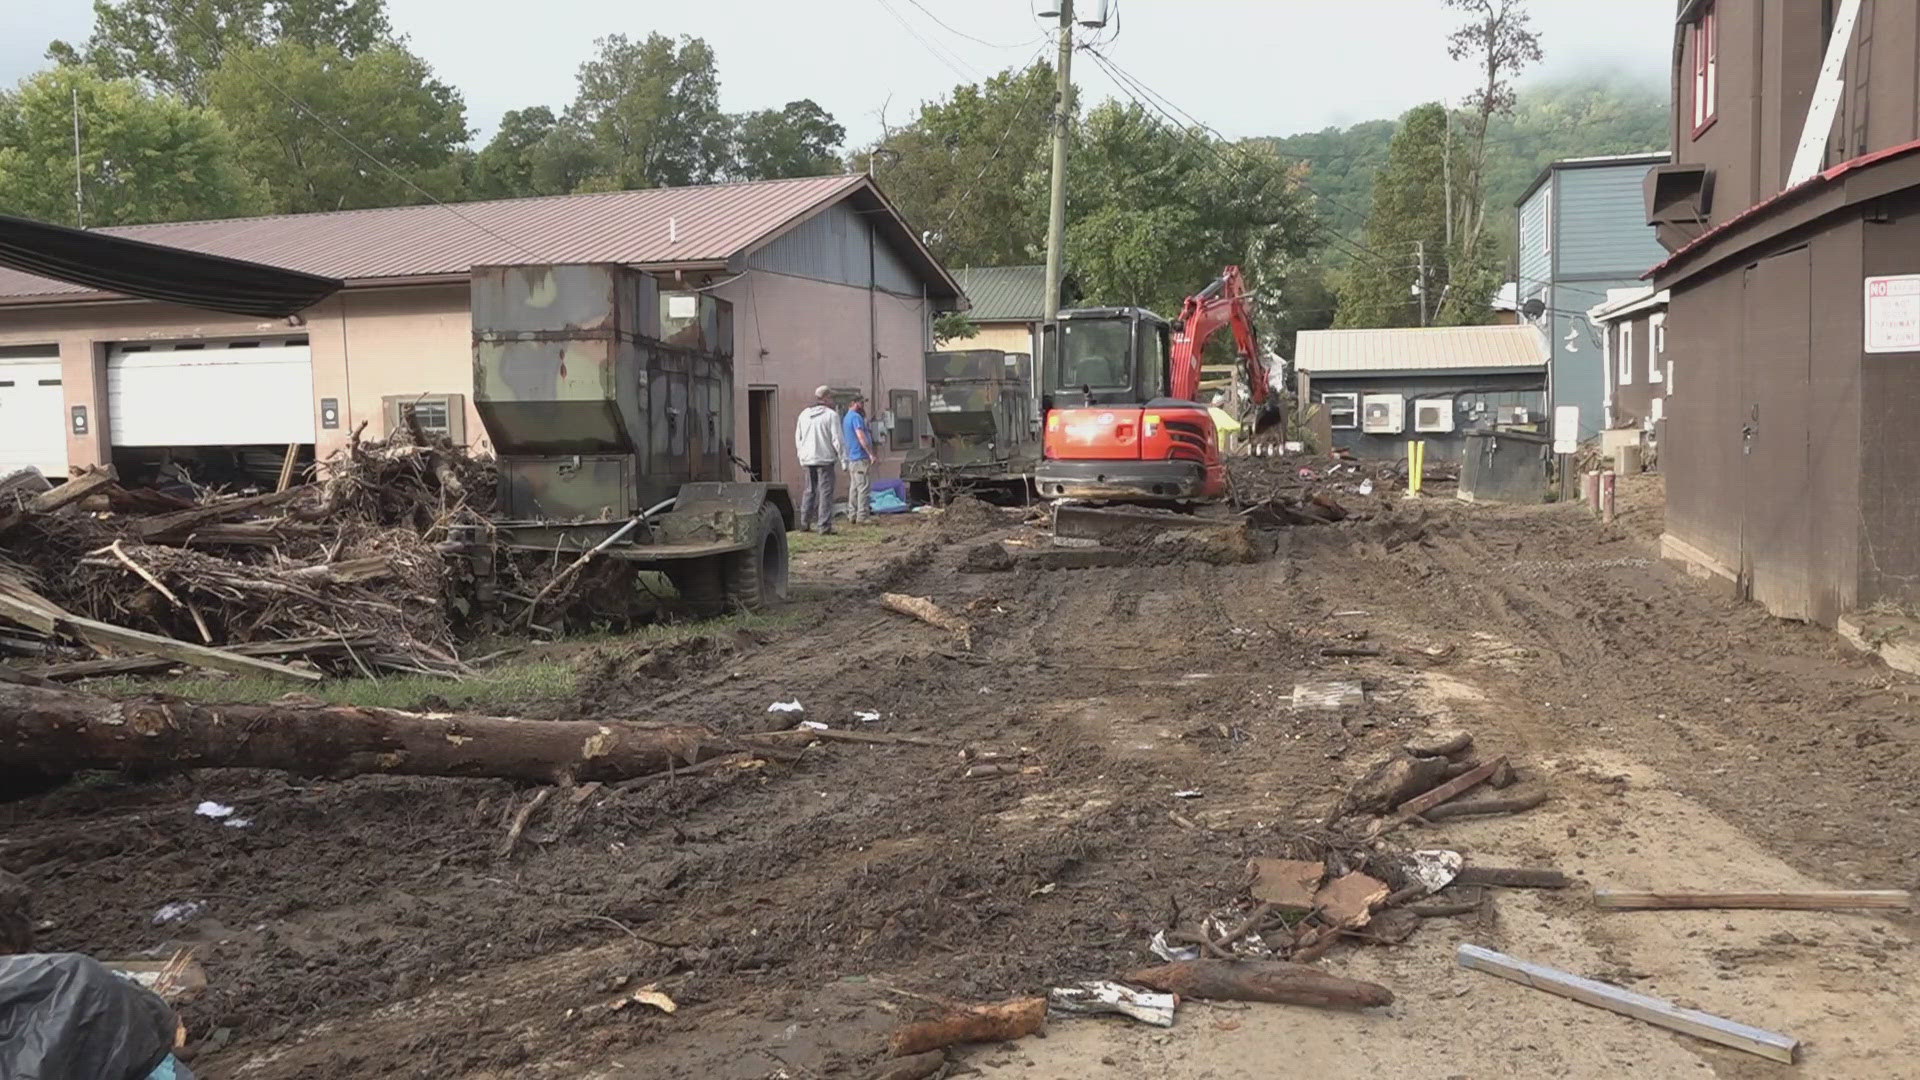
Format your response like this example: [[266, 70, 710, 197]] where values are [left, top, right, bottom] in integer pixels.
[[1294, 325, 1548, 462], [1588, 286, 1670, 466]]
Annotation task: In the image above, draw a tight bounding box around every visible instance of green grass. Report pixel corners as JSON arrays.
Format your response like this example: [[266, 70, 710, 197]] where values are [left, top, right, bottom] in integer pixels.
[[81, 611, 803, 711], [786, 521, 893, 553]]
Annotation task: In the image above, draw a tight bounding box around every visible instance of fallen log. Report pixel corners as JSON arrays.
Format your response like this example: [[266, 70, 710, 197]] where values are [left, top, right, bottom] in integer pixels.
[[0, 682, 737, 784], [888, 996, 1045, 1056], [879, 593, 972, 648], [1123, 960, 1393, 1010], [1396, 756, 1506, 818], [1593, 889, 1910, 911], [1421, 789, 1550, 821]]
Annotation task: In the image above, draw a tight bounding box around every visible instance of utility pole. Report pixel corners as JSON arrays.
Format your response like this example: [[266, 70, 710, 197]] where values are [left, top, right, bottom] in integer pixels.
[[72, 86, 84, 229], [1041, 0, 1074, 323], [1441, 104, 1452, 255], [1414, 240, 1428, 327]]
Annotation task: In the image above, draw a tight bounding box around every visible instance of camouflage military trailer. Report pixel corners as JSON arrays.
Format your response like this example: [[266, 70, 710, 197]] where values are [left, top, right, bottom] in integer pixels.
[[465, 264, 793, 613], [901, 348, 1041, 503]]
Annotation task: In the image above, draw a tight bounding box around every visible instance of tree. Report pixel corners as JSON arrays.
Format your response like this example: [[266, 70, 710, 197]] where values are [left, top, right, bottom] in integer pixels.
[[1067, 102, 1317, 332], [0, 66, 267, 226], [206, 41, 469, 213], [1441, 0, 1542, 322], [472, 106, 556, 198], [1334, 103, 1449, 329], [47, 0, 391, 104], [855, 62, 1058, 267], [565, 33, 730, 190], [730, 99, 845, 180]]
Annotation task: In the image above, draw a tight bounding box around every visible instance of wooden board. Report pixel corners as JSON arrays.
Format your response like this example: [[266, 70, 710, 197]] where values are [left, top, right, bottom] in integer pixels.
[[1396, 756, 1504, 817], [1456, 944, 1798, 1063], [1594, 889, 1911, 911], [0, 593, 321, 682], [1249, 857, 1324, 910]]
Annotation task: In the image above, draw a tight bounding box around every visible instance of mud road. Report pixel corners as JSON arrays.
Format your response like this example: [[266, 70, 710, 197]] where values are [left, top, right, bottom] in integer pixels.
[[8, 476, 1918, 1077]]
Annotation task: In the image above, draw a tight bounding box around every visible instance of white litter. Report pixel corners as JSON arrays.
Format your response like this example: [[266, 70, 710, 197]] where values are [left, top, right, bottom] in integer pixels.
[[768, 700, 805, 713], [1405, 849, 1463, 894], [853, 710, 881, 723], [1358, 479, 1375, 496], [152, 901, 204, 925], [1048, 981, 1176, 1026], [798, 720, 830, 731], [194, 801, 235, 819], [1172, 790, 1203, 799], [1149, 929, 1199, 962], [223, 818, 253, 829]]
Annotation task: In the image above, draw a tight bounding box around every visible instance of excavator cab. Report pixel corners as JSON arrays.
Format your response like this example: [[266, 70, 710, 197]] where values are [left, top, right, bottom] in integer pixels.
[[1036, 307, 1227, 502]]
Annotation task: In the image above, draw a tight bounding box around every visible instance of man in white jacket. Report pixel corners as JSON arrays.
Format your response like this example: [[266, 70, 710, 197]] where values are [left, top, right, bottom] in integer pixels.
[[793, 385, 845, 533]]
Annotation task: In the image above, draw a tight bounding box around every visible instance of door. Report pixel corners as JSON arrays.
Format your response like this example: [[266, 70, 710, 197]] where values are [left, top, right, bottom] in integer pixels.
[[108, 338, 315, 447], [748, 387, 777, 482], [1739, 247, 1814, 618], [0, 347, 68, 476]]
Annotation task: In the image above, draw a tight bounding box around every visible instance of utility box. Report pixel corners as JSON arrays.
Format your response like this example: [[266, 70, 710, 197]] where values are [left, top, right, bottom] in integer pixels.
[[1458, 428, 1550, 504]]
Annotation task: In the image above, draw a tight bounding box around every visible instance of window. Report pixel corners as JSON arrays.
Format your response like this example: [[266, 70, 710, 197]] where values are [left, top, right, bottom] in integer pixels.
[[1618, 322, 1634, 386], [1542, 189, 1553, 254], [1691, 4, 1718, 135], [1323, 392, 1358, 430], [383, 393, 467, 444], [1649, 313, 1666, 383]]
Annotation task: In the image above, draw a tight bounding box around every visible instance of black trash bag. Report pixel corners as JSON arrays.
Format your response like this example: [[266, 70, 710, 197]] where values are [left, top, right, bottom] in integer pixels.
[[0, 953, 183, 1080]]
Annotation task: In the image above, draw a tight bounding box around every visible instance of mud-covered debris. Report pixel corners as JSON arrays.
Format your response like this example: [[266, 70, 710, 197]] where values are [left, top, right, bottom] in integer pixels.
[[1339, 752, 1450, 816], [956, 542, 1015, 573], [1405, 730, 1474, 758], [888, 996, 1045, 1056], [1248, 858, 1324, 910], [1313, 871, 1390, 929]]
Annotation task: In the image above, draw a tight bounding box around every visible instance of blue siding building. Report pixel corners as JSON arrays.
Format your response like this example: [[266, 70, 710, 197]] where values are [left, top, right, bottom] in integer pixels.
[[1514, 154, 1669, 439]]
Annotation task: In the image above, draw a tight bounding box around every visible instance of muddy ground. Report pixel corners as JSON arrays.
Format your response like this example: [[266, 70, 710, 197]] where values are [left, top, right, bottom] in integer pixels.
[[9, 475, 1920, 1078]]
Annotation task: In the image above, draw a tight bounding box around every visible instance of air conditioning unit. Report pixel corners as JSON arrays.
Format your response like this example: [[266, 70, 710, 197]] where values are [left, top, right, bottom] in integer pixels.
[[1361, 394, 1404, 434], [1413, 398, 1454, 433]]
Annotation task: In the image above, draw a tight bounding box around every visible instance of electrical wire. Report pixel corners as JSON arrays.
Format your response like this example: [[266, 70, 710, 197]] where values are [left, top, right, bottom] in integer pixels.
[[933, 46, 1054, 239], [874, 0, 980, 81], [901, 0, 1047, 49], [163, 0, 548, 262]]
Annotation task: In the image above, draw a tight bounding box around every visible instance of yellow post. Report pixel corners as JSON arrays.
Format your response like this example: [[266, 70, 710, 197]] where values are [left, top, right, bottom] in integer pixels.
[[1408, 440, 1425, 496]]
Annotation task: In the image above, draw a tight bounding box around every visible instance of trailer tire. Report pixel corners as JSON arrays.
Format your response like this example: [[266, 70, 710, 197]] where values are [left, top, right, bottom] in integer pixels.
[[723, 504, 789, 612], [667, 559, 726, 619]]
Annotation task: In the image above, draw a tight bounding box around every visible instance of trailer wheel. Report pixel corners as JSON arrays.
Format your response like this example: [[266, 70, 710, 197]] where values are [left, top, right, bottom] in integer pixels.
[[723, 503, 789, 611], [667, 559, 726, 618]]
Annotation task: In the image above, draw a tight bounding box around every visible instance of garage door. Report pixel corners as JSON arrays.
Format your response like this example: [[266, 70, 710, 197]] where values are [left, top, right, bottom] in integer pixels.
[[0, 347, 69, 476], [108, 338, 316, 446]]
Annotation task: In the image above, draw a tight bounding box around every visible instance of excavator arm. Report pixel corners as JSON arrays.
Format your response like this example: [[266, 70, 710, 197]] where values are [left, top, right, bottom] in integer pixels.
[[1169, 266, 1279, 432]]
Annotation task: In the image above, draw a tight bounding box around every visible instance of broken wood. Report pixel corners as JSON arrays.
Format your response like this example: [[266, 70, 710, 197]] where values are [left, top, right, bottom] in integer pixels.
[[1335, 752, 1451, 818], [104, 540, 213, 644], [1124, 960, 1392, 1010], [1421, 789, 1549, 821], [1454, 865, 1571, 889], [888, 996, 1045, 1056], [0, 665, 53, 688], [1409, 891, 1485, 918], [879, 593, 972, 648], [1395, 755, 1505, 818], [0, 466, 118, 532], [275, 443, 301, 493], [963, 762, 1040, 779], [28, 635, 380, 680], [1047, 981, 1176, 1026], [499, 787, 553, 857], [0, 682, 744, 784], [1592, 889, 1911, 912], [1319, 645, 1382, 658], [1404, 730, 1473, 758], [0, 592, 319, 682], [522, 516, 643, 624], [869, 1051, 946, 1080], [1249, 858, 1324, 910], [753, 728, 949, 749], [134, 487, 303, 540], [1202, 901, 1274, 958], [1313, 871, 1390, 929], [1456, 943, 1797, 1063]]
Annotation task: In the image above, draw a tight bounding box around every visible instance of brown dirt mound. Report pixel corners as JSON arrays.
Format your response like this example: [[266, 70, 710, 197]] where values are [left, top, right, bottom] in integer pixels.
[[934, 495, 1009, 541]]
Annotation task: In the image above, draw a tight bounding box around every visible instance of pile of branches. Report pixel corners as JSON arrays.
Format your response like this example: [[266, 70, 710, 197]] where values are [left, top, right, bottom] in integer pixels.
[[0, 427, 496, 679]]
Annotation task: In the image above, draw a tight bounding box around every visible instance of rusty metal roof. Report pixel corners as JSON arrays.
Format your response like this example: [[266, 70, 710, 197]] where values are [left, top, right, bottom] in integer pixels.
[[1295, 325, 1548, 374], [0, 174, 960, 304]]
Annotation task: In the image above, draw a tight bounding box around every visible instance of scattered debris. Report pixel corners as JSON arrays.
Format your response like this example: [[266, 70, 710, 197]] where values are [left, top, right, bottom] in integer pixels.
[[854, 710, 882, 723], [1292, 680, 1365, 711], [1395, 756, 1506, 818], [1171, 789, 1203, 799], [151, 901, 203, 926], [1405, 730, 1474, 758], [1592, 889, 1911, 911], [963, 763, 1041, 779], [193, 802, 235, 820], [1313, 871, 1390, 930], [1422, 789, 1549, 821], [869, 1050, 947, 1080], [1393, 849, 1464, 894], [1248, 858, 1324, 910], [1124, 960, 1393, 1010], [798, 720, 830, 731], [1337, 752, 1451, 816], [1148, 929, 1199, 962], [1047, 981, 1176, 1026], [888, 996, 1046, 1056], [768, 701, 805, 713], [1454, 865, 1572, 890], [1456, 943, 1798, 1063]]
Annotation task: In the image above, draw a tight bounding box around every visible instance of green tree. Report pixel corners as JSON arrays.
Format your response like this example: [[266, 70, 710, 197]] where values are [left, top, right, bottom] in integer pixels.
[[566, 33, 729, 189], [206, 41, 468, 213], [1442, 0, 1543, 321], [1335, 103, 1449, 329], [730, 99, 845, 180], [855, 61, 1058, 267], [47, 0, 390, 103], [0, 66, 266, 226]]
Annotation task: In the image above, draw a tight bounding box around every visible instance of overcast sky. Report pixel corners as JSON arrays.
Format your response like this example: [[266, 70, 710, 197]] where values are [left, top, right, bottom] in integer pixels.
[[3, 0, 1675, 147]]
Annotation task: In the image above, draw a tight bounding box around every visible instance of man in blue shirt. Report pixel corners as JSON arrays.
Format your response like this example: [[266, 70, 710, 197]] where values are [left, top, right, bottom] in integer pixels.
[[842, 394, 875, 524]]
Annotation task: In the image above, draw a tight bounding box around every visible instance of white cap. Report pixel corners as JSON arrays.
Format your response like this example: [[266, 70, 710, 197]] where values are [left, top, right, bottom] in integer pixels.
[[814, 384, 832, 399]]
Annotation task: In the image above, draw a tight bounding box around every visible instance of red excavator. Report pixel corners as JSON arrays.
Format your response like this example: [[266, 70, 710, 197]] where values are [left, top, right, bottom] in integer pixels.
[[1034, 265, 1278, 503]]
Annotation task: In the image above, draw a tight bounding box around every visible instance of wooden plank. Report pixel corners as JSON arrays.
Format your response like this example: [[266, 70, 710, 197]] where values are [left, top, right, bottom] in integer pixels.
[[0, 593, 321, 683], [134, 487, 302, 540], [1454, 865, 1571, 889], [0, 466, 118, 532], [1396, 755, 1505, 817], [1594, 889, 1910, 911], [1456, 943, 1798, 1063]]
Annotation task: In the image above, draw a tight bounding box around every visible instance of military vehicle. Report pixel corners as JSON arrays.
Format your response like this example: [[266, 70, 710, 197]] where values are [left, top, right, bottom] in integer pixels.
[[466, 264, 792, 614], [900, 348, 1041, 503]]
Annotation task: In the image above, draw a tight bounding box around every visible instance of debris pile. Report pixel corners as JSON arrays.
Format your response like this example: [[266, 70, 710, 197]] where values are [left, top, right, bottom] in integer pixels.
[[0, 430, 493, 680]]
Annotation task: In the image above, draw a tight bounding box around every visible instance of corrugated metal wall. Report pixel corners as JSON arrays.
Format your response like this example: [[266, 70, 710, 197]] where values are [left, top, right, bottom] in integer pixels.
[[749, 201, 922, 294]]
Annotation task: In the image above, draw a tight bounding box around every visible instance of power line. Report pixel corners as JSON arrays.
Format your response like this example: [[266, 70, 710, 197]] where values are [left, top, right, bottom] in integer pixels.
[[900, 0, 1047, 49], [163, 0, 546, 262], [873, 0, 979, 81], [935, 46, 1053, 237]]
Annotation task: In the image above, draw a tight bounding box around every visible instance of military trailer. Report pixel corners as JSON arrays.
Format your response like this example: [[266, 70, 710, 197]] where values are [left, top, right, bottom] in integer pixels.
[[901, 348, 1041, 503], [467, 264, 792, 613]]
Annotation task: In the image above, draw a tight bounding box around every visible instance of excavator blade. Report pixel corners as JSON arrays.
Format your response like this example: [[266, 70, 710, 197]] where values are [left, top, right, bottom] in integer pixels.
[[1052, 502, 1250, 544]]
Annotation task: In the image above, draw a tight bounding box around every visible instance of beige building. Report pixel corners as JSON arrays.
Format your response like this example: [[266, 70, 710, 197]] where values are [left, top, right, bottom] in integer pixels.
[[945, 266, 1070, 359], [0, 175, 961, 493]]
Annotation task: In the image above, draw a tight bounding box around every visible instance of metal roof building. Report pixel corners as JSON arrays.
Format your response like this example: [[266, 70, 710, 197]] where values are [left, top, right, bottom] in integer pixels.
[[1295, 325, 1548, 375]]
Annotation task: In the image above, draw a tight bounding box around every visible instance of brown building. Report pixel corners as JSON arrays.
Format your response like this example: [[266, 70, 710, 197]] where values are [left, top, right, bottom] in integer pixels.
[[0, 175, 961, 495], [1589, 286, 1670, 463], [1649, 0, 1920, 625]]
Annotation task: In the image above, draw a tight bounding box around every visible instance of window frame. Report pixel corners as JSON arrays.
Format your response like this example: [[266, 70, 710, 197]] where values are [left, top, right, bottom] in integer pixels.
[[383, 392, 467, 444], [1691, 4, 1718, 137], [1541, 189, 1553, 255], [1618, 322, 1635, 387], [1323, 391, 1359, 430], [1649, 313, 1666, 384]]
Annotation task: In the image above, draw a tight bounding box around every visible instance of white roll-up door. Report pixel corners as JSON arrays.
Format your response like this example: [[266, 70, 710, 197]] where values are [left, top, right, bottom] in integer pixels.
[[0, 347, 69, 476], [108, 338, 316, 446]]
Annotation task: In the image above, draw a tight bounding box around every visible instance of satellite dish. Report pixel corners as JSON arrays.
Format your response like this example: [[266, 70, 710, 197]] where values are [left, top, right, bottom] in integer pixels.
[[1521, 297, 1546, 320]]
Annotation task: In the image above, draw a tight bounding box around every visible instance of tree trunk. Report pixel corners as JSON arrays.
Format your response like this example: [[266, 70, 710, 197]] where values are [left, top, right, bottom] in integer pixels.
[[0, 683, 734, 784]]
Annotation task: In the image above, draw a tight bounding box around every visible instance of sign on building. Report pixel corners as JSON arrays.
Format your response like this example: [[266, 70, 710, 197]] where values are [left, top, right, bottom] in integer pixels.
[[1552, 405, 1579, 454], [1864, 274, 1920, 353]]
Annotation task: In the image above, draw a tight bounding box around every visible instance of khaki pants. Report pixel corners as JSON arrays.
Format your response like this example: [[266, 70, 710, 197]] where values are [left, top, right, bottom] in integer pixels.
[[848, 459, 872, 522]]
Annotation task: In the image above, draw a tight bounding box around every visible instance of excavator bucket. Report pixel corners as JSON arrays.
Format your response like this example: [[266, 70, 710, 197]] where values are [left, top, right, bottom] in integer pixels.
[[1251, 402, 1284, 437]]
